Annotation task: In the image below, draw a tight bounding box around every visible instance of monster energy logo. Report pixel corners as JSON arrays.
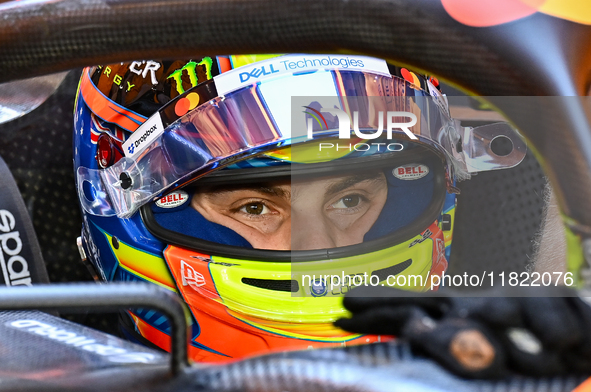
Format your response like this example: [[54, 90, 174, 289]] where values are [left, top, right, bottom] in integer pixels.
[[168, 57, 213, 94]]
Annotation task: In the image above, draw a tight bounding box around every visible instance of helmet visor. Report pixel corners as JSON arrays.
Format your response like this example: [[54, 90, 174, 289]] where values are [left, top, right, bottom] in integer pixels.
[[77, 61, 525, 218]]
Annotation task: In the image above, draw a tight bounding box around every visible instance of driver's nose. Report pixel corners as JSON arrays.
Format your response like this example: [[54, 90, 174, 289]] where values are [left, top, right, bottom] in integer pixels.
[[290, 211, 336, 250]]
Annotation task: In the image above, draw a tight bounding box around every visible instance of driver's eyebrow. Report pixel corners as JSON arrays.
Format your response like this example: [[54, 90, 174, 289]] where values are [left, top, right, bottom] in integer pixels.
[[323, 172, 385, 196], [206, 185, 291, 200]]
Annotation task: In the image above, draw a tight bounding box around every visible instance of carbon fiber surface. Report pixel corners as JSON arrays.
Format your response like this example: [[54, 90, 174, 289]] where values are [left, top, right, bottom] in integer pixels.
[[0, 312, 583, 392], [0, 310, 169, 391], [0, 0, 540, 96], [185, 342, 585, 392], [0, 310, 167, 371]]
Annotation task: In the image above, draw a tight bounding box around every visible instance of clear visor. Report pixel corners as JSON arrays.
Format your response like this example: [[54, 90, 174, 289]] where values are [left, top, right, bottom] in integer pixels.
[[78, 69, 525, 218]]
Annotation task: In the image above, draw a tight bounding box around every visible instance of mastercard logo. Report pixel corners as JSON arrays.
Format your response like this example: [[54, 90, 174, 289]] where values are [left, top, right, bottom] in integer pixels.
[[174, 92, 200, 117], [442, 0, 591, 27], [401, 68, 422, 88]]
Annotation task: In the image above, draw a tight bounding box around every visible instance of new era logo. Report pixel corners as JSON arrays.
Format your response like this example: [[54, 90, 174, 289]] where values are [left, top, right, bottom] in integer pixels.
[[181, 260, 205, 290]]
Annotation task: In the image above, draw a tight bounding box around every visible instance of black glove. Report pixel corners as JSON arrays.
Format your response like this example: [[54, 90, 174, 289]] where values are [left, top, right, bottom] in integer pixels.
[[334, 285, 591, 379]]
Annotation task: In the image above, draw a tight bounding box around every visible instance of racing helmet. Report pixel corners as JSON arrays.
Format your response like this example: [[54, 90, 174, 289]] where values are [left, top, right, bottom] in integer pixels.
[[73, 54, 526, 362]]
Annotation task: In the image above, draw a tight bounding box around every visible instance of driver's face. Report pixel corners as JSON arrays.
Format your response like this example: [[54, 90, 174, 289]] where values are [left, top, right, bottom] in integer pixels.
[[191, 172, 388, 250]]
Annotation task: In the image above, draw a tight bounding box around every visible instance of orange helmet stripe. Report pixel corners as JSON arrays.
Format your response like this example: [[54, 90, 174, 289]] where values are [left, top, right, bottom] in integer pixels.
[[79, 68, 147, 132]]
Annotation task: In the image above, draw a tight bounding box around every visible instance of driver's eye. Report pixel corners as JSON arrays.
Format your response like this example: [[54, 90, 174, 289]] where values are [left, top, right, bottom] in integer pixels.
[[332, 195, 362, 209], [241, 203, 268, 215]]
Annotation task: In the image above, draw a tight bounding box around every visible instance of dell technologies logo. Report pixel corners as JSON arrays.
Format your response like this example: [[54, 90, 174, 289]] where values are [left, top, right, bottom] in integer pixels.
[[238, 56, 366, 84], [239, 64, 279, 83]]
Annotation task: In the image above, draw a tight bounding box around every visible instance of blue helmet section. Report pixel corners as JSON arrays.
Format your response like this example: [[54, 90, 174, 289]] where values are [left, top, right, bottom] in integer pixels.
[[74, 92, 167, 283]]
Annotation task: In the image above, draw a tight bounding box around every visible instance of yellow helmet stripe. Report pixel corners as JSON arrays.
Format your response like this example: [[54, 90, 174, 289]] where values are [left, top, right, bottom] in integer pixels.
[[228, 310, 362, 343], [101, 231, 176, 292]]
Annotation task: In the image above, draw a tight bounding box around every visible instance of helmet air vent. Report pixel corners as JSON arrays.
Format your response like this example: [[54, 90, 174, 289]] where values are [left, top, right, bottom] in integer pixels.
[[241, 278, 299, 293], [371, 259, 412, 282]]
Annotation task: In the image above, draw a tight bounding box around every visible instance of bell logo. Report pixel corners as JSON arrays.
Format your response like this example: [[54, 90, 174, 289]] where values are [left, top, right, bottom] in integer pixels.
[[180, 260, 206, 290], [306, 107, 418, 140]]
